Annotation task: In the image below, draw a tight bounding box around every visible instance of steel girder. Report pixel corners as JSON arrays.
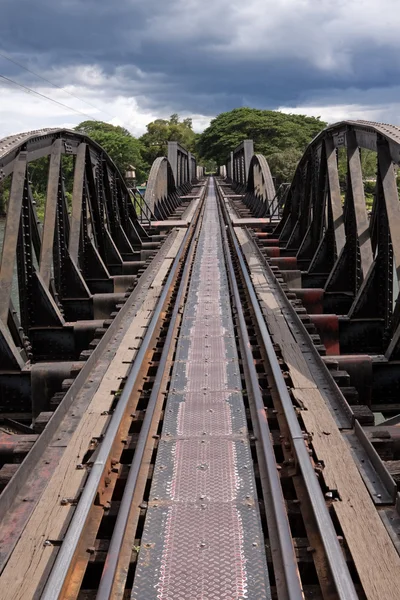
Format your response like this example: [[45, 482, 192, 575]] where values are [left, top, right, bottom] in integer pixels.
[[222, 121, 400, 357], [144, 156, 181, 219], [167, 141, 198, 193], [0, 128, 156, 375], [144, 144, 199, 219], [224, 141, 278, 218], [271, 120, 400, 357], [228, 139, 254, 189], [245, 154, 278, 218]]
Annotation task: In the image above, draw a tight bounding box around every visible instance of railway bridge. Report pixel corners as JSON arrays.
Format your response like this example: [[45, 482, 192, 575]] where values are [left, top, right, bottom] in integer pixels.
[[1, 121, 400, 598]]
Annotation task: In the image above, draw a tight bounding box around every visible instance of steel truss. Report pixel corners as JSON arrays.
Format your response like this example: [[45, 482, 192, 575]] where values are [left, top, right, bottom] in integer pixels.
[[0, 128, 193, 419]]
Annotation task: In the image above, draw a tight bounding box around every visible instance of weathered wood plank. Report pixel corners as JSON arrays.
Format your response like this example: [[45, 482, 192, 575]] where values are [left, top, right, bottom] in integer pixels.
[[236, 227, 317, 389], [0, 230, 186, 600], [294, 388, 400, 600], [234, 224, 400, 600]]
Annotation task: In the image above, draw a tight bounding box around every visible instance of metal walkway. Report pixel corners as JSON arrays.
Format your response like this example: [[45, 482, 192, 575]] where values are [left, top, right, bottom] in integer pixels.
[[132, 179, 270, 598]]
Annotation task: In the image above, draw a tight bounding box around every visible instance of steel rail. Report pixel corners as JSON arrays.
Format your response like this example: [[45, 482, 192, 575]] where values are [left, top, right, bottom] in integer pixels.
[[244, 218, 354, 429], [217, 184, 359, 600], [41, 202, 202, 600], [96, 184, 206, 599], [217, 195, 303, 600]]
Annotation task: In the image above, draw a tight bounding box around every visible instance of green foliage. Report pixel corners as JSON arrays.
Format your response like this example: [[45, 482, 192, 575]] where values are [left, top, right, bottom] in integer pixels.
[[140, 114, 197, 166], [337, 147, 377, 188], [364, 180, 376, 195], [360, 149, 377, 180], [337, 147, 377, 213], [267, 148, 304, 186], [26, 156, 74, 221], [203, 158, 217, 174], [29, 156, 50, 197], [0, 178, 10, 215], [75, 120, 147, 183], [196, 107, 326, 184]]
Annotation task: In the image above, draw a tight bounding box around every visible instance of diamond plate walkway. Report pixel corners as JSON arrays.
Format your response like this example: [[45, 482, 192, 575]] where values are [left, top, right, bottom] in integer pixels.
[[132, 179, 270, 599]]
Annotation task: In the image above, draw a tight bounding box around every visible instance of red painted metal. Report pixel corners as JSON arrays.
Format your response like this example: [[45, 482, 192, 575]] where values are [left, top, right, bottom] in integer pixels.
[[293, 289, 324, 315], [309, 314, 340, 355], [263, 247, 280, 258], [270, 257, 298, 270], [328, 355, 373, 406]]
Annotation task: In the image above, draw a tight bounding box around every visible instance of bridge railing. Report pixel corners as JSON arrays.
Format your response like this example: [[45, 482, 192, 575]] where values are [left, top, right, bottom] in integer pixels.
[[129, 187, 156, 225], [0, 129, 201, 395], [0, 128, 172, 377], [271, 119, 400, 359], [144, 141, 202, 219], [221, 139, 278, 218], [167, 141, 198, 192], [222, 121, 400, 360]]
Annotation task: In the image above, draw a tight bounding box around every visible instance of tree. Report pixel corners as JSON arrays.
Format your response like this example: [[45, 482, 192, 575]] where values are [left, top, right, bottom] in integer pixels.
[[140, 114, 197, 166], [0, 178, 10, 216], [196, 107, 326, 184], [337, 147, 377, 188], [267, 148, 303, 186], [75, 120, 147, 183]]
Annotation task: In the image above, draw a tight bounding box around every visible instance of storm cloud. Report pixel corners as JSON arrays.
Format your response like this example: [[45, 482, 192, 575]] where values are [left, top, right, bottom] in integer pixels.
[[0, 0, 399, 135]]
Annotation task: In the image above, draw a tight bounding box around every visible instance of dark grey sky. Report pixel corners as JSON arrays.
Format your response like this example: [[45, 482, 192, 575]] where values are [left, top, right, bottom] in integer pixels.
[[0, 0, 398, 136]]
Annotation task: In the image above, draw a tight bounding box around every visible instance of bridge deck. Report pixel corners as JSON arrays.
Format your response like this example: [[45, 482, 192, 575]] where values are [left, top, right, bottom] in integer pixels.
[[132, 179, 270, 598], [0, 228, 190, 599], [2, 132, 400, 599]]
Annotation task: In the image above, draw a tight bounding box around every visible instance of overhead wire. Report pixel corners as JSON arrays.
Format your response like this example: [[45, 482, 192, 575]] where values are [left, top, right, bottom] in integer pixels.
[[0, 73, 97, 121], [0, 50, 115, 119]]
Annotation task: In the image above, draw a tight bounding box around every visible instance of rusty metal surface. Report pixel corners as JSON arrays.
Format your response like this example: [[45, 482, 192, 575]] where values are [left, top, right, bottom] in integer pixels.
[[0, 228, 180, 571], [132, 182, 270, 598]]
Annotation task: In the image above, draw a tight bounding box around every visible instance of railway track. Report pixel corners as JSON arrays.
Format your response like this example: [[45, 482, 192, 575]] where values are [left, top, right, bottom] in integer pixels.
[[3, 120, 400, 599], [3, 171, 400, 598]]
